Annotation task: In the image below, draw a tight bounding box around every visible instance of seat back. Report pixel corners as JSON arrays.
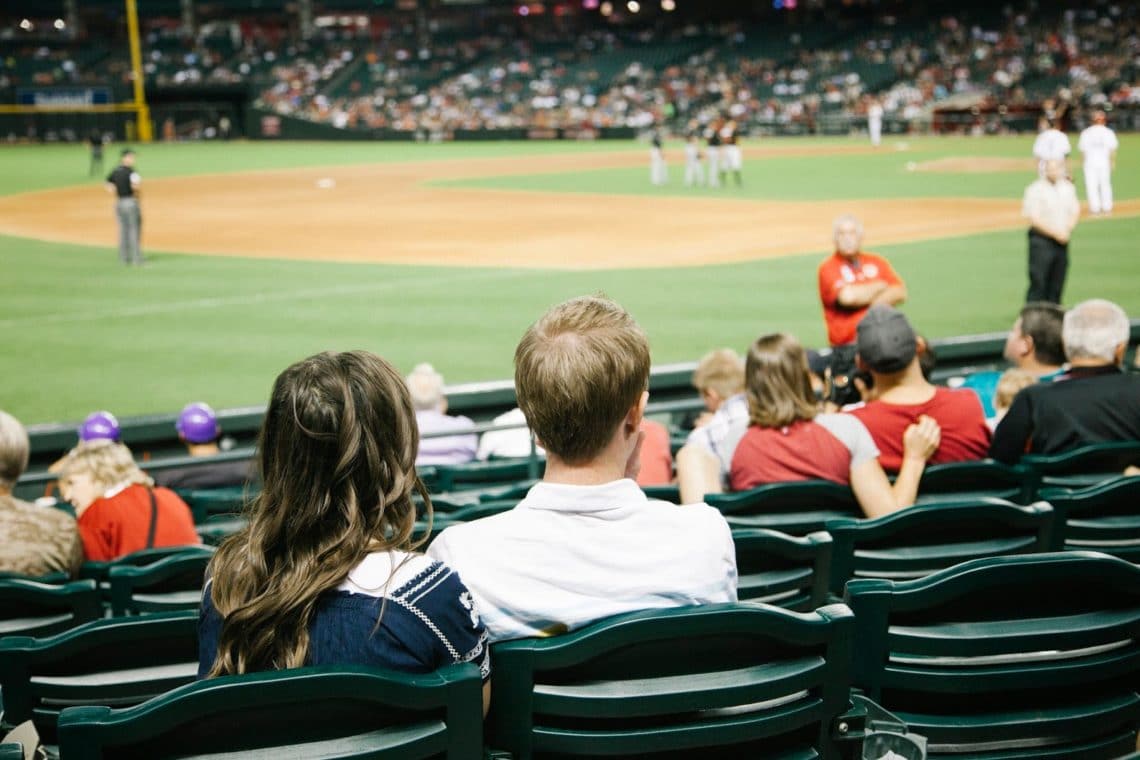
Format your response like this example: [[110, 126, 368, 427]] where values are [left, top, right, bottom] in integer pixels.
[[78, 545, 211, 583], [433, 459, 543, 493], [57, 663, 484, 760], [487, 602, 855, 759], [1021, 440, 1140, 494], [915, 460, 1031, 503], [826, 499, 1056, 596], [733, 529, 833, 611], [1039, 476, 1140, 562], [706, 481, 861, 534], [0, 611, 199, 747], [108, 550, 214, 616], [845, 552, 1140, 758], [0, 579, 102, 639], [177, 486, 250, 524]]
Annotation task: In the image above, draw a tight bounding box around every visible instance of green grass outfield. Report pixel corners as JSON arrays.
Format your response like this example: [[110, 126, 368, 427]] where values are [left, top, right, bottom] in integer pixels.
[[1, 135, 1138, 425]]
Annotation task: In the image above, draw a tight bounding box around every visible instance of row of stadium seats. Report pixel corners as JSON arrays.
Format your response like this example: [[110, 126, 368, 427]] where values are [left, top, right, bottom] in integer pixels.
[[1, 550, 1137, 758]]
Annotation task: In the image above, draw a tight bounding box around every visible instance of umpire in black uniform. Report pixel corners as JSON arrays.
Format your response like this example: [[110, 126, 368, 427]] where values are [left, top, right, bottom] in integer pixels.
[[106, 149, 143, 266]]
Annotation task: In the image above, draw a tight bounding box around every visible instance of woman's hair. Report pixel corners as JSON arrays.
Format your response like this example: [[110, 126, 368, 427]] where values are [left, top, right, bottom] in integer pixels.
[[206, 351, 430, 677], [59, 439, 152, 490], [744, 334, 820, 428]]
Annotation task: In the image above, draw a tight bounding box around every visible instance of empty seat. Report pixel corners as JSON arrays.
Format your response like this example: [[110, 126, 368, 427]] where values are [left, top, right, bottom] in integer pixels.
[[0, 579, 101, 639], [1039, 476, 1140, 562], [733, 528, 833, 610], [706, 481, 860, 534], [108, 549, 214, 616]]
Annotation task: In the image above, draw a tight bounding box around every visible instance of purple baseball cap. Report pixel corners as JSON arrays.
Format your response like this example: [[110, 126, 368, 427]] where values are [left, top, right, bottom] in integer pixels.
[[176, 402, 220, 444], [79, 411, 121, 442]]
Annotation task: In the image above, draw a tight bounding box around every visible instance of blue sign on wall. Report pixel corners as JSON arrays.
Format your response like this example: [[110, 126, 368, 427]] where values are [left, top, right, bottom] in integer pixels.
[[16, 88, 112, 106]]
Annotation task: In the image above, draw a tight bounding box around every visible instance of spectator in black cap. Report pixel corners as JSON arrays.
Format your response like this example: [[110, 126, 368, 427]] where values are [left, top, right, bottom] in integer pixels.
[[846, 305, 990, 472]]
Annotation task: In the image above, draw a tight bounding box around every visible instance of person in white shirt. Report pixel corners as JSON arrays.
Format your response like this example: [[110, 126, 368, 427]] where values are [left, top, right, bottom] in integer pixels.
[[1032, 118, 1071, 177], [428, 296, 737, 642], [683, 132, 704, 187], [868, 98, 884, 147], [1077, 110, 1119, 215], [406, 363, 478, 466], [1022, 159, 1080, 304]]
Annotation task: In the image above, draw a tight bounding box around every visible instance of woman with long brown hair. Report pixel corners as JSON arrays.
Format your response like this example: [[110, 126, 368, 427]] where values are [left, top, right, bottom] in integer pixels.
[[729, 334, 940, 518], [198, 351, 489, 696]]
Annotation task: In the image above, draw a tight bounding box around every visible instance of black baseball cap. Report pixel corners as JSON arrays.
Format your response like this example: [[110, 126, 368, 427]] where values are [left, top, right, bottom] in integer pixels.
[[857, 305, 917, 373]]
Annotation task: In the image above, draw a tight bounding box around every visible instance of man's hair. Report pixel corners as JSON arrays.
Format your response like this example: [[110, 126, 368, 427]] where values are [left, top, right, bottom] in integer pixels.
[[59, 439, 152, 491], [0, 410, 30, 491], [692, 348, 744, 399], [405, 363, 445, 411], [514, 296, 650, 464], [121, 148, 134, 157], [744, 334, 819, 429], [1019, 302, 1066, 366], [832, 213, 863, 239], [1063, 299, 1130, 363]]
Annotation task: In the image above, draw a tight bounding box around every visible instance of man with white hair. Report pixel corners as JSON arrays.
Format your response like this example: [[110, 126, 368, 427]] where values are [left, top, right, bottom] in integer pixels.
[[0, 409, 83, 578], [406, 363, 478, 466], [990, 299, 1140, 463]]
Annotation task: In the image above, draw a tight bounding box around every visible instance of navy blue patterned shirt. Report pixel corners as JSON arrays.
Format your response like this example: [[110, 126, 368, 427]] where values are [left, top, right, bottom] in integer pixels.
[[198, 552, 489, 680]]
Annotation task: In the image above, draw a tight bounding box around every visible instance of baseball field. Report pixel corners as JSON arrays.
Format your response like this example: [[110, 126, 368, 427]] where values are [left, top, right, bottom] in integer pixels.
[[1, 134, 1138, 425]]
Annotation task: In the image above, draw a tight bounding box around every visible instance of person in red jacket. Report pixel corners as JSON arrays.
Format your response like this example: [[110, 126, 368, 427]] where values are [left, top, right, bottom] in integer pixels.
[[59, 439, 199, 561]]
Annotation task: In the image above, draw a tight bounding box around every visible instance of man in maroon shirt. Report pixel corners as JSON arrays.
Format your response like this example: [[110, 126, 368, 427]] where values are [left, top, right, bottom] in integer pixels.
[[847, 306, 991, 472]]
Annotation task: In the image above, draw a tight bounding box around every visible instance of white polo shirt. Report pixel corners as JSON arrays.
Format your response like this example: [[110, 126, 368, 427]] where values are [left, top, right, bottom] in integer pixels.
[[1022, 177, 1079, 237], [426, 479, 738, 642], [1077, 124, 1118, 169]]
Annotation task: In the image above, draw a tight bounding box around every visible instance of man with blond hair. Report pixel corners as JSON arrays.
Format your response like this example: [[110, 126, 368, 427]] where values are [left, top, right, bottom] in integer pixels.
[[0, 410, 83, 577], [991, 299, 1140, 462], [406, 362, 477, 466], [428, 296, 737, 642]]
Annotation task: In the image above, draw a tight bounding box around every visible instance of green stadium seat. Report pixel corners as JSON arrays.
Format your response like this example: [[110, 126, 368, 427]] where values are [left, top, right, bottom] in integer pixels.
[[433, 459, 544, 493], [0, 579, 101, 639], [914, 460, 1032, 504], [826, 498, 1056, 596], [733, 529, 833, 611], [1038, 476, 1140, 562], [177, 486, 249, 525], [845, 552, 1140, 758], [56, 663, 485, 760], [0, 570, 70, 585], [1021, 441, 1140, 495], [486, 602, 857, 759], [108, 549, 214, 616], [0, 611, 199, 754], [78, 545, 210, 583], [642, 484, 681, 503], [706, 481, 861, 534], [0, 745, 21, 760]]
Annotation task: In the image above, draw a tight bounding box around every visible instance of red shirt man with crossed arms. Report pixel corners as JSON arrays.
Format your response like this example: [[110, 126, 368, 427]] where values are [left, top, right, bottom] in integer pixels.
[[818, 214, 907, 347]]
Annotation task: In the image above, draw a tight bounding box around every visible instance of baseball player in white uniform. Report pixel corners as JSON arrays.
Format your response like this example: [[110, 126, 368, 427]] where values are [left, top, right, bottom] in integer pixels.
[[1077, 110, 1119, 215], [868, 98, 884, 146], [705, 124, 721, 188], [683, 132, 704, 187], [649, 130, 667, 186], [1032, 118, 1071, 177], [720, 119, 743, 186]]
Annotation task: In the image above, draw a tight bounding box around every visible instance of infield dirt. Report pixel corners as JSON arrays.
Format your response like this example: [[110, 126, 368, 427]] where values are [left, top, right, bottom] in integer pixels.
[[0, 144, 1133, 269]]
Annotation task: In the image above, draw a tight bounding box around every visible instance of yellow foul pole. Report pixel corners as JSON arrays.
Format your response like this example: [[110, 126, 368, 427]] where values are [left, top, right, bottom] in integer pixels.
[[125, 0, 153, 141]]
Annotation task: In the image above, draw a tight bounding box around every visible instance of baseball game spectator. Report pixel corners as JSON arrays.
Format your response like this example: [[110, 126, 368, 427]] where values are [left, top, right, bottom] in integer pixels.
[[676, 386, 750, 504], [153, 402, 256, 491], [636, 419, 673, 487], [991, 368, 1038, 428], [959, 303, 1066, 418], [199, 352, 489, 709], [990, 299, 1140, 463], [690, 348, 745, 429], [0, 410, 83, 578], [407, 363, 478, 466], [848, 306, 991, 472], [728, 334, 940, 518], [817, 214, 907, 348], [59, 439, 199, 561], [1023, 158, 1080, 305], [476, 407, 542, 461], [428, 296, 737, 642]]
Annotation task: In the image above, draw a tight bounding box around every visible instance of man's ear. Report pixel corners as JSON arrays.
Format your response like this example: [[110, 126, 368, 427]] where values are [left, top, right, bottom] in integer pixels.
[[854, 354, 868, 372], [915, 336, 927, 355], [1020, 335, 1035, 359], [1114, 342, 1127, 366], [627, 391, 649, 434]]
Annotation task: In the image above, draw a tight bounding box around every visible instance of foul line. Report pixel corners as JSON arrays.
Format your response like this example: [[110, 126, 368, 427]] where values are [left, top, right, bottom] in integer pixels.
[[0, 268, 529, 330]]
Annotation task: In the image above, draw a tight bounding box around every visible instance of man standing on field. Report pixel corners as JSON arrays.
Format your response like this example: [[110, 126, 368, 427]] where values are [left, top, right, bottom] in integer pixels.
[[1022, 159, 1080, 304], [1078, 110, 1118, 215]]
